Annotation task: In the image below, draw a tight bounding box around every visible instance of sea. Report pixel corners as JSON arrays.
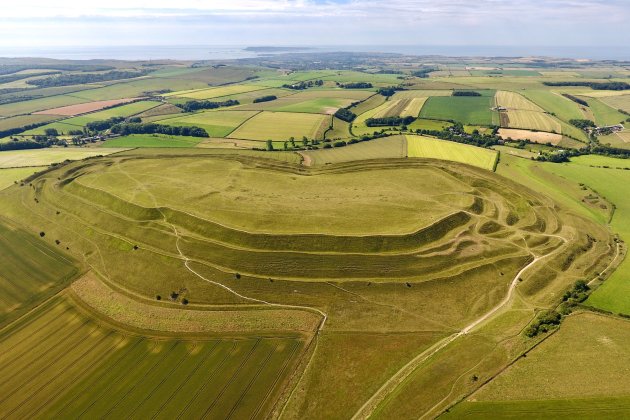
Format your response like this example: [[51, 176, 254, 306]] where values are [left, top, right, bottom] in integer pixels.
[[0, 45, 628, 61]]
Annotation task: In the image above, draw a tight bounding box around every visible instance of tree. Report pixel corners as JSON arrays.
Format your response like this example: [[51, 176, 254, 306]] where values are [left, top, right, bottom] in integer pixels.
[[44, 128, 59, 137], [266, 140, 274, 151]]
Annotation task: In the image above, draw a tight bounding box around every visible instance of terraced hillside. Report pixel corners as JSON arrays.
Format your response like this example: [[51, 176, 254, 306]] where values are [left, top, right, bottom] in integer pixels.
[[0, 150, 615, 418]]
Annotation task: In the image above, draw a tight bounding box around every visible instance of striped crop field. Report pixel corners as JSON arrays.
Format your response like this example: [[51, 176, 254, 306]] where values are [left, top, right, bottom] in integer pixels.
[[0, 222, 78, 326], [0, 293, 305, 419]]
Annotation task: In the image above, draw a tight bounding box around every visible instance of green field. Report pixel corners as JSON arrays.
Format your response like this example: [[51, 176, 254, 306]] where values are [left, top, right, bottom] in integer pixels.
[[407, 135, 498, 170], [100, 134, 205, 148], [420, 96, 497, 125], [582, 96, 628, 126], [520, 90, 585, 122], [229, 111, 329, 141], [154, 110, 259, 137]]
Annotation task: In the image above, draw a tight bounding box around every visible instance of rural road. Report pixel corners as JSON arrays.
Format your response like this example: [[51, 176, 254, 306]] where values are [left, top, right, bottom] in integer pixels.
[[351, 234, 568, 420]]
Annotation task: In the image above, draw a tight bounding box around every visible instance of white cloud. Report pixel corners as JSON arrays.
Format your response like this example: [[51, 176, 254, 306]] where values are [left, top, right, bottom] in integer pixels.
[[0, 0, 627, 48]]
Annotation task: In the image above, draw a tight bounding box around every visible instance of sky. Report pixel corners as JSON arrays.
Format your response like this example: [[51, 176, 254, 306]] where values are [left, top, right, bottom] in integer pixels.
[[0, 0, 628, 48]]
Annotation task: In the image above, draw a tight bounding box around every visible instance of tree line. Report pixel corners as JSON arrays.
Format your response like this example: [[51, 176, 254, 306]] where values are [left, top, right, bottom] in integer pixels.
[[562, 93, 589, 106], [543, 81, 630, 90], [366, 116, 415, 127], [453, 91, 481, 97], [336, 82, 372, 89], [110, 122, 208, 137], [177, 99, 239, 112], [253, 95, 277, 103], [411, 67, 437, 78], [282, 80, 323, 90]]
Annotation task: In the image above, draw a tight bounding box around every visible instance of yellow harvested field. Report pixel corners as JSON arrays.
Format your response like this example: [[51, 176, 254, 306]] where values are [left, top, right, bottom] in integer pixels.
[[495, 91, 543, 112], [33, 98, 143, 116], [406, 135, 498, 171], [498, 128, 563, 145], [576, 90, 630, 98], [401, 98, 427, 117], [503, 110, 561, 133], [168, 84, 266, 100], [229, 111, 329, 141]]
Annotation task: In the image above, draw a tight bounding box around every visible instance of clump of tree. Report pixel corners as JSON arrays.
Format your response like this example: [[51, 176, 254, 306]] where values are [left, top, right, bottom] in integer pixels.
[[178, 99, 239, 112], [562, 280, 590, 304], [377, 86, 403, 97], [535, 150, 572, 163], [26, 69, 150, 88], [562, 93, 589, 106], [282, 80, 323, 90], [253, 95, 277, 103], [569, 119, 597, 130], [334, 108, 356, 122], [337, 82, 372, 89], [453, 91, 482, 97], [411, 67, 437, 78], [86, 117, 126, 132], [110, 122, 208, 137], [366, 116, 415, 127], [524, 310, 562, 337], [374, 69, 403, 74], [543, 81, 630, 91]]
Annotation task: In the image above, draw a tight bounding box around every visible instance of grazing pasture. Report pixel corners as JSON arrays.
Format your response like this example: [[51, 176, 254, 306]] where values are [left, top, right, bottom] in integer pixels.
[[406, 135, 498, 170], [581, 96, 628, 126], [229, 111, 329, 141], [448, 313, 630, 418], [420, 96, 497, 126]]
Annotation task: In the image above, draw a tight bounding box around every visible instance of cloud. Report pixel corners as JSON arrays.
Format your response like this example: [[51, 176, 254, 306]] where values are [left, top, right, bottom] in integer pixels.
[[0, 0, 627, 48]]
